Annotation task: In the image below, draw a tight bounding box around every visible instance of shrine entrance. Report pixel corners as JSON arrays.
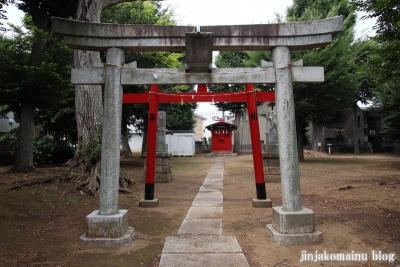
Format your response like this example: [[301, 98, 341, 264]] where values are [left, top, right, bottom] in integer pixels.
[[51, 16, 342, 247]]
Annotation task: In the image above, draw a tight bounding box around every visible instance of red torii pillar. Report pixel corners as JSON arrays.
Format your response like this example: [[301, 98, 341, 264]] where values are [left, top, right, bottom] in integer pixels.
[[246, 84, 267, 201], [142, 84, 159, 204]]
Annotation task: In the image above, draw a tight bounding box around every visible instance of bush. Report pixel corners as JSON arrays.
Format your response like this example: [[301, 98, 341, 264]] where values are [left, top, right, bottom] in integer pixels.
[[33, 137, 75, 164], [337, 143, 354, 153]]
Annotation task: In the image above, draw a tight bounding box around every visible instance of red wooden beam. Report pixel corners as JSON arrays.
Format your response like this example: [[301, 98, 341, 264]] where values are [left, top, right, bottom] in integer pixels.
[[123, 91, 275, 104]]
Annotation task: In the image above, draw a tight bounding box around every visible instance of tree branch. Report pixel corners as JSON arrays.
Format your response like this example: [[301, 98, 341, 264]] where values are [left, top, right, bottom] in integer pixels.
[[102, 0, 137, 9]]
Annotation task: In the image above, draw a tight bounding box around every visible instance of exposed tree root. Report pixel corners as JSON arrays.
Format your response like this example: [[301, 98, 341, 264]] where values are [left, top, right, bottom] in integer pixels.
[[6, 158, 137, 195]]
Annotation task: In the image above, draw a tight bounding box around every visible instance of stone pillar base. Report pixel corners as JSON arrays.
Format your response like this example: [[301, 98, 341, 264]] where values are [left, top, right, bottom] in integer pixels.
[[266, 206, 323, 245], [143, 157, 173, 183], [139, 198, 159, 207], [79, 210, 135, 248], [252, 198, 272, 208]]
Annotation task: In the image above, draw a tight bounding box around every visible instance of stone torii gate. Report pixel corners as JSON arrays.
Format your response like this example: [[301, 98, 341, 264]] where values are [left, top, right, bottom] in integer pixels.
[[51, 16, 342, 247]]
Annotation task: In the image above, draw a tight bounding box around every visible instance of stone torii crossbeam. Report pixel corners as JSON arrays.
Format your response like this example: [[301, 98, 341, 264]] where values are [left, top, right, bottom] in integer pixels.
[[51, 16, 343, 247]]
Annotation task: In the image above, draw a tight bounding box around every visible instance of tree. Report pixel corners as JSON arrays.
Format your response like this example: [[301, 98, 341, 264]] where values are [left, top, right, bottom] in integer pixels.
[[102, 2, 196, 153], [0, 0, 15, 31], [351, 0, 400, 141], [0, 1, 77, 173], [287, 0, 357, 160]]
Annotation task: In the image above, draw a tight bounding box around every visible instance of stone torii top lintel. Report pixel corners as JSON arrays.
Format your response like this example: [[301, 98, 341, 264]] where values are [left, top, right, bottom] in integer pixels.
[[50, 16, 343, 52]]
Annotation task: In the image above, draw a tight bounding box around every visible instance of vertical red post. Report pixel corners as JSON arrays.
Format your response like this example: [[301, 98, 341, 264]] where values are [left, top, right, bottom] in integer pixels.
[[197, 84, 207, 93], [145, 84, 159, 200], [246, 84, 267, 199]]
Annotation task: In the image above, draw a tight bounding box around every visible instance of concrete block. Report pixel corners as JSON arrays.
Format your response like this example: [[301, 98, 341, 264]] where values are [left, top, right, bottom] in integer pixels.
[[252, 198, 272, 208], [139, 198, 159, 207], [263, 158, 280, 166], [79, 227, 135, 248], [155, 173, 173, 183], [272, 206, 315, 234], [264, 174, 281, 183], [266, 224, 322, 245], [85, 210, 129, 238], [266, 165, 281, 175]]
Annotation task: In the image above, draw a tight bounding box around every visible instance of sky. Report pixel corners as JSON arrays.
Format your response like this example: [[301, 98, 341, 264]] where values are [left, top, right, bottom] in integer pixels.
[[2, 0, 376, 115]]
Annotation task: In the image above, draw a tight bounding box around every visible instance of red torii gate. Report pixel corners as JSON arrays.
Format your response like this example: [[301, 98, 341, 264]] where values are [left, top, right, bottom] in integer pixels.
[[123, 84, 275, 201]]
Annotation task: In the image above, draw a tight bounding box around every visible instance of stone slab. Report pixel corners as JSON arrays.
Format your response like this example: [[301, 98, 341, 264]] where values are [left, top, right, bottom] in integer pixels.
[[266, 224, 323, 245], [139, 198, 159, 207], [162, 236, 243, 253], [192, 191, 223, 207], [205, 174, 223, 180], [159, 253, 250, 267], [79, 227, 135, 248], [199, 181, 223, 192], [252, 198, 272, 208], [178, 219, 222, 236], [86, 209, 129, 238], [186, 207, 223, 219], [272, 206, 315, 234]]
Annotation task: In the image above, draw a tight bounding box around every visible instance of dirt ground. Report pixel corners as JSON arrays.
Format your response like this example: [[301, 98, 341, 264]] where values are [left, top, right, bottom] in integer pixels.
[[0, 153, 399, 267]]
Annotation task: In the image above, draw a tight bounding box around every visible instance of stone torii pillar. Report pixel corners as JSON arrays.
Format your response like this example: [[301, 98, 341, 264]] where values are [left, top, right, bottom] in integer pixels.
[[265, 46, 322, 245], [79, 47, 135, 248]]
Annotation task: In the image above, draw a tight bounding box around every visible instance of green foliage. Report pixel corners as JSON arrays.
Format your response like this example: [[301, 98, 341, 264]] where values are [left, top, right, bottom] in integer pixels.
[[351, 0, 400, 140], [33, 137, 75, 164], [351, 0, 400, 42], [75, 136, 102, 166], [209, 51, 249, 114], [102, 2, 196, 133]]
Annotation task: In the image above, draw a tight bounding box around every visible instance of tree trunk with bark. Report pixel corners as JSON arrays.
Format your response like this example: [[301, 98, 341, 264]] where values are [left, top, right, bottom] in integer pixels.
[[8, 8, 49, 173], [311, 124, 324, 152], [353, 103, 360, 154], [66, 0, 135, 194], [232, 110, 241, 154]]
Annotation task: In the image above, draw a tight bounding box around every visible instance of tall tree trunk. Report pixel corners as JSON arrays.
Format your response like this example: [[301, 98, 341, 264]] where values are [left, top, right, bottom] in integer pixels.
[[67, 0, 135, 194], [311, 123, 324, 152], [232, 110, 241, 154], [121, 133, 132, 154], [353, 103, 360, 154], [8, 102, 36, 173], [8, 8, 49, 173]]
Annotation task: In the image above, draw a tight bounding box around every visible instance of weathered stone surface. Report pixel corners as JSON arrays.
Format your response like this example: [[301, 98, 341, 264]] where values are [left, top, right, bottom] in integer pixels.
[[155, 173, 173, 183], [162, 236, 243, 253], [252, 198, 272, 208], [265, 165, 281, 175], [139, 198, 159, 208], [264, 174, 281, 183], [272, 46, 302, 212], [159, 253, 250, 267], [52, 16, 343, 52], [185, 207, 223, 219], [272, 206, 315, 234], [266, 224, 323, 246], [85, 210, 129, 238], [79, 227, 135, 248], [263, 158, 280, 166], [178, 219, 222, 236], [99, 47, 125, 215]]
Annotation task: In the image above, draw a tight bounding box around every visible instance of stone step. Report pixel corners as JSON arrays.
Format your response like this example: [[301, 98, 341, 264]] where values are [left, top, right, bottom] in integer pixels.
[[159, 253, 250, 267], [162, 236, 243, 253]]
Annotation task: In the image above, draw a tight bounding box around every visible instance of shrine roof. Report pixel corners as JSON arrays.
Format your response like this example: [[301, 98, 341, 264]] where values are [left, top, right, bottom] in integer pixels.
[[205, 120, 238, 131]]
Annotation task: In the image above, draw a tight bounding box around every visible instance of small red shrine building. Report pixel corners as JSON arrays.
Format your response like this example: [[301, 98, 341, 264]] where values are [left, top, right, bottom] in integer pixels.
[[205, 119, 238, 153]]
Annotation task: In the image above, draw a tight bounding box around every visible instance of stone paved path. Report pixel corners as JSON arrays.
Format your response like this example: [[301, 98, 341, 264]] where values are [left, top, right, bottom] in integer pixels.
[[159, 157, 250, 267]]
